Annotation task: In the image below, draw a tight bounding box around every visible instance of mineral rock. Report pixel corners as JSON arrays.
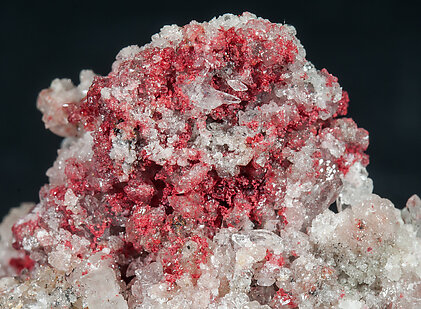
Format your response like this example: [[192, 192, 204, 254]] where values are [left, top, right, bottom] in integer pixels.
[[1, 12, 420, 308]]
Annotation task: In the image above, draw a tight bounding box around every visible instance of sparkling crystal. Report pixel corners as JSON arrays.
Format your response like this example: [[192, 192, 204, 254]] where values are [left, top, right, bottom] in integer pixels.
[[0, 12, 419, 308]]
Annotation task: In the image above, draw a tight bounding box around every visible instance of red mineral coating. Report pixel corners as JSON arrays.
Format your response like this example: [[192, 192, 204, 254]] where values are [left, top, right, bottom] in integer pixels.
[[271, 288, 297, 308], [11, 14, 369, 291], [9, 254, 35, 274]]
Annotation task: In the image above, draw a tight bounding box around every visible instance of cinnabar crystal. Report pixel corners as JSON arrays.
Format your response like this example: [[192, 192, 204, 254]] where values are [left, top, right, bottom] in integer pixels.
[[0, 13, 420, 309]]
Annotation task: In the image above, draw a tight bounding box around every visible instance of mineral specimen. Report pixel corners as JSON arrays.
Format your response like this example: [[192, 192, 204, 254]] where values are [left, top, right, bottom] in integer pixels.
[[0, 12, 420, 308]]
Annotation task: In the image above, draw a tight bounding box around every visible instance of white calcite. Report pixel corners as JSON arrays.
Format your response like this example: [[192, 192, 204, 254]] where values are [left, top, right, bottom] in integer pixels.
[[0, 13, 420, 309]]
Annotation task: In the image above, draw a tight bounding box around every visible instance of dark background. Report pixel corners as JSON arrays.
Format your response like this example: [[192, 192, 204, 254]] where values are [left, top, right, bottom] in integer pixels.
[[1, 1, 420, 220]]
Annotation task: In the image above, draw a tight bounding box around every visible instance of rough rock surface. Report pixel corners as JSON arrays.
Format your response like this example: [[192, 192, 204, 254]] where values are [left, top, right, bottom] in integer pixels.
[[0, 13, 420, 308]]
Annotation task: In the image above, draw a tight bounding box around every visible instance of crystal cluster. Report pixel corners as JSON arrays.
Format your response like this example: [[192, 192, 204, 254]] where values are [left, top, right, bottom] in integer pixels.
[[1, 13, 420, 308]]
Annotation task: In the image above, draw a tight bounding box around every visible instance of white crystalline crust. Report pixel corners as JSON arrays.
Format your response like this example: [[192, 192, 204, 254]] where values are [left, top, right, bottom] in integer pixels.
[[0, 203, 34, 277], [110, 13, 343, 180], [0, 13, 420, 309], [37, 70, 95, 137], [1, 195, 420, 308]]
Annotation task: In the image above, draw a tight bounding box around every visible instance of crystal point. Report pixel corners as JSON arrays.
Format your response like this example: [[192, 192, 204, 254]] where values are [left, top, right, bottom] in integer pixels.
[[1, 13, 420, 308]]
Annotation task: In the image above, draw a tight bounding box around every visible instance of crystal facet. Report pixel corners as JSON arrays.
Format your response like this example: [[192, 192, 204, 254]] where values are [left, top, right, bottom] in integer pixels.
[[0, 13, 420, 308]]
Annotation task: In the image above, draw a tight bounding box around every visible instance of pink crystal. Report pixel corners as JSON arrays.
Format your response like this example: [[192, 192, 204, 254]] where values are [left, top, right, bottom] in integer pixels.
[[0, 13, 420, 308]]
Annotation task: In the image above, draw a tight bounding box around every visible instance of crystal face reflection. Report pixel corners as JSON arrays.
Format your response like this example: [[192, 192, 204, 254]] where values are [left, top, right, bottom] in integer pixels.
[[0, 12, 420, 309]]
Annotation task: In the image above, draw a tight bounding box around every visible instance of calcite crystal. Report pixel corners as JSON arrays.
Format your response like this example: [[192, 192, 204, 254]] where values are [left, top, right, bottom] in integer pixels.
[[0, 12, 420, 308]]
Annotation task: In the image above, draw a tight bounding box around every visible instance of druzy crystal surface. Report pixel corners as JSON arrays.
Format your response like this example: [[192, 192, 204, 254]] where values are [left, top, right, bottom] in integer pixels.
[[1, 13, 420, 308]]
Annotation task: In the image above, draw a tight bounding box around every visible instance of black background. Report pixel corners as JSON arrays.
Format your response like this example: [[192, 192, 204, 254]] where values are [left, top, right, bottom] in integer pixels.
[[1, 1, 420, 220]]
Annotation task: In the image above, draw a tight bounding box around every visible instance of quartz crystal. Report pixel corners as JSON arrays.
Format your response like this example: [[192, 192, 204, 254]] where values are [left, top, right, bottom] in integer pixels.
[[0, 12, 420, 308]]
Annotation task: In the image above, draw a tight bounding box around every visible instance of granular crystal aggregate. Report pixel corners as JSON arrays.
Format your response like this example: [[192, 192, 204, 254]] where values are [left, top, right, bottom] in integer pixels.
[[0, 12, 420, 308]]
